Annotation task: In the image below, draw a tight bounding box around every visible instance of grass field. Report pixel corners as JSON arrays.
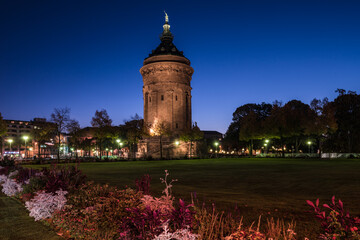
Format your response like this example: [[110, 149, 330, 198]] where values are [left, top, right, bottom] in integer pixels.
[[0, 193, 62, 240], [18, 158, 360, 238]]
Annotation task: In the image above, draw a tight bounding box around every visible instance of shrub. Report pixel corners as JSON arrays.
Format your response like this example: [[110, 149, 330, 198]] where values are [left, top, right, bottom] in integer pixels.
[[51, 182, 143, 240], [307, 196, 360, 239], [141, 194, 174, 216], [25, 189, 68, 221], [0, 157, 15, 167], [21, 176, 47, 196], [41, 165, 86, 193], [14, 167, 40, 184], [135, 174, 151, 195], [153, 222, 198, 240], [1, 177, 23, 196]]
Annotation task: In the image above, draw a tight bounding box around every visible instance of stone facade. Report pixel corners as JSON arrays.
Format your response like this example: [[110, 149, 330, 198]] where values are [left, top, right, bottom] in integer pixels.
[[138, 14, 195, 159], [140, 55, 193, 133]]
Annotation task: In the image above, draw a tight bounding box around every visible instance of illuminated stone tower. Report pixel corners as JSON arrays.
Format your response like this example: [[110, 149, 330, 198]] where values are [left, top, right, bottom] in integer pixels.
[[140, 13, 194, 134]]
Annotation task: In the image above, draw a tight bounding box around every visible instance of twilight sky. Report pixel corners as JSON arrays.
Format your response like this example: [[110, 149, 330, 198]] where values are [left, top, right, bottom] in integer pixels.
[[1, 0, 360, 133]]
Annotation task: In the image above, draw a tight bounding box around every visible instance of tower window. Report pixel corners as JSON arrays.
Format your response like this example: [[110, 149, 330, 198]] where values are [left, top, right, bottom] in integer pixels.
[[176, 123, 178, 129], [161, 95, 164, 101], [175, 95, 178, 101], [149, 97, 151, 102]]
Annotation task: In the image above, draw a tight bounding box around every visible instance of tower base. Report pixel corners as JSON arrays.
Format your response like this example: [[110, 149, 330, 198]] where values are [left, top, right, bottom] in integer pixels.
[[137, 136, 197, 159]]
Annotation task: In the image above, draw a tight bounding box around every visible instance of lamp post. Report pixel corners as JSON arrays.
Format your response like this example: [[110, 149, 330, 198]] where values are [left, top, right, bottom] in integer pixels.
[[214, 142, 219, 158], [307, 141, 312, 153], [264, 139, 270, 154], [7, 139, 13, 155], [23, 136, 29, 159]]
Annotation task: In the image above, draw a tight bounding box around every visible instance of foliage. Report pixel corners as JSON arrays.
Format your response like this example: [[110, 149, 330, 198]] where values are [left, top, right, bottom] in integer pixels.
[[91, 109, 113, 160], [0, 112, 7, 137], [307, 196, 360, 239], [193, 203, 239, 239], [0, 157, 15, 167], [14, 167, 40, 184], [21, 176, 47, 196], [41, 165, 86, 193], [51, 182, 142, 239], [154, 222, 198, 240], [1, 177, 23, 196], [91, 109, 112, 127], [50, 107, 76, 160], [25, 189, 67, 221], [179, 123, 204, 157], [135, 174, 152, 195]]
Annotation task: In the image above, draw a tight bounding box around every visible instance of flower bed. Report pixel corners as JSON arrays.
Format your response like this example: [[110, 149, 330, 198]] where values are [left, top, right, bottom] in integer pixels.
[[0, 163, 359, 239]]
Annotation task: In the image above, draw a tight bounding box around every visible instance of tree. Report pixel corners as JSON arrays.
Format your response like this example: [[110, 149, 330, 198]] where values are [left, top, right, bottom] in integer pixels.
[[91, 109, 113, 160], [328, 90, 360, 152], [50, 107, 72, 160], [149, 119, 171, 159], [67, 119, 81, 159], [0, 113, 7, 157], [281, 100, 315, 153], [122, 114, 144, 159], [308, 98, 337, 156], [226, 103, 272, 156], [179, 123, 203, 158], [32, 121, 56, 158]]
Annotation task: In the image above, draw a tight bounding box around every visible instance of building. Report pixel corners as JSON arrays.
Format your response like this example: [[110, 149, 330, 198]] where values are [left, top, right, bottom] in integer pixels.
[[138, 13, 195, 158], [1, 118, 58, 159], [140, 12, 194, 134]]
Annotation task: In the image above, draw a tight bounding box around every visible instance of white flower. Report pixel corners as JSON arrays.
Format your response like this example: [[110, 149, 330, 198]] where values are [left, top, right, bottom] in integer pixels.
[[25, 190, 68, 221]]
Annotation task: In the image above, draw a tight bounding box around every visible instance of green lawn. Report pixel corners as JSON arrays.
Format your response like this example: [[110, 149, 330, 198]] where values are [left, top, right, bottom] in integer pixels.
[[0, 193, 62, 240], [21, 158, 360, 238]]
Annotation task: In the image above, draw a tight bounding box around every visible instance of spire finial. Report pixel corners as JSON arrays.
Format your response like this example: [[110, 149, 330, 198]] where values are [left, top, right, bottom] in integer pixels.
[[162, 11, 170, 34], [164, 11, 169, 23]]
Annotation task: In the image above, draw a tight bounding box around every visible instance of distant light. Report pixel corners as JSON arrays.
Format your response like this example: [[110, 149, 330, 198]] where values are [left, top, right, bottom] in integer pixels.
[[116, 139, 121, 143], [175, 141, 180, 146], [214, 142, 219, 146], [23, 136, 29, 140], [70, 148, 74, 151], [106, 148, 109, 151], [264, 143, 268, 146], [7, 139, 13, 143], [29, 147, 33, 151], [265, 139, 270, 143], [307, 141, 312, 145], [120, 142, 123, 146]]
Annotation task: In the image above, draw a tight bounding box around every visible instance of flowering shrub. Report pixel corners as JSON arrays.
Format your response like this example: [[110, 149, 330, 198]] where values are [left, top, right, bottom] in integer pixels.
[[307, 196, 360, 239], [14, 167, 40, 184], [0, 174, 7, 183], [141, 194, 174, 215], [153, 222, 198, 240], [51, 182, 142, 239], [41, 165, 86, 193], [1, 177, 23, 196], [25, 189, 67, 221]]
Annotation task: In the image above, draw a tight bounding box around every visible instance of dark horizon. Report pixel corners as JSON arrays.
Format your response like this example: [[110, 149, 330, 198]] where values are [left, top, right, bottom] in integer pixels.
[[1, 0, 360, 133]]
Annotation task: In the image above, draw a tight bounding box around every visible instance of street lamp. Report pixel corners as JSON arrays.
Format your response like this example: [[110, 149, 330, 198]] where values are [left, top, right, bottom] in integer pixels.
[[175, 140, 180, 146], [7, 139, 13, 155], [23, 136, 29, 158], [214, 142, 219, 158], [307, 141, 312, 153]]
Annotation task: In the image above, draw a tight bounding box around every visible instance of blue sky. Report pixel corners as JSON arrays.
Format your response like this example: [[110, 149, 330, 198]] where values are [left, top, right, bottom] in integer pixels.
[[1, 0, 359, 133]]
